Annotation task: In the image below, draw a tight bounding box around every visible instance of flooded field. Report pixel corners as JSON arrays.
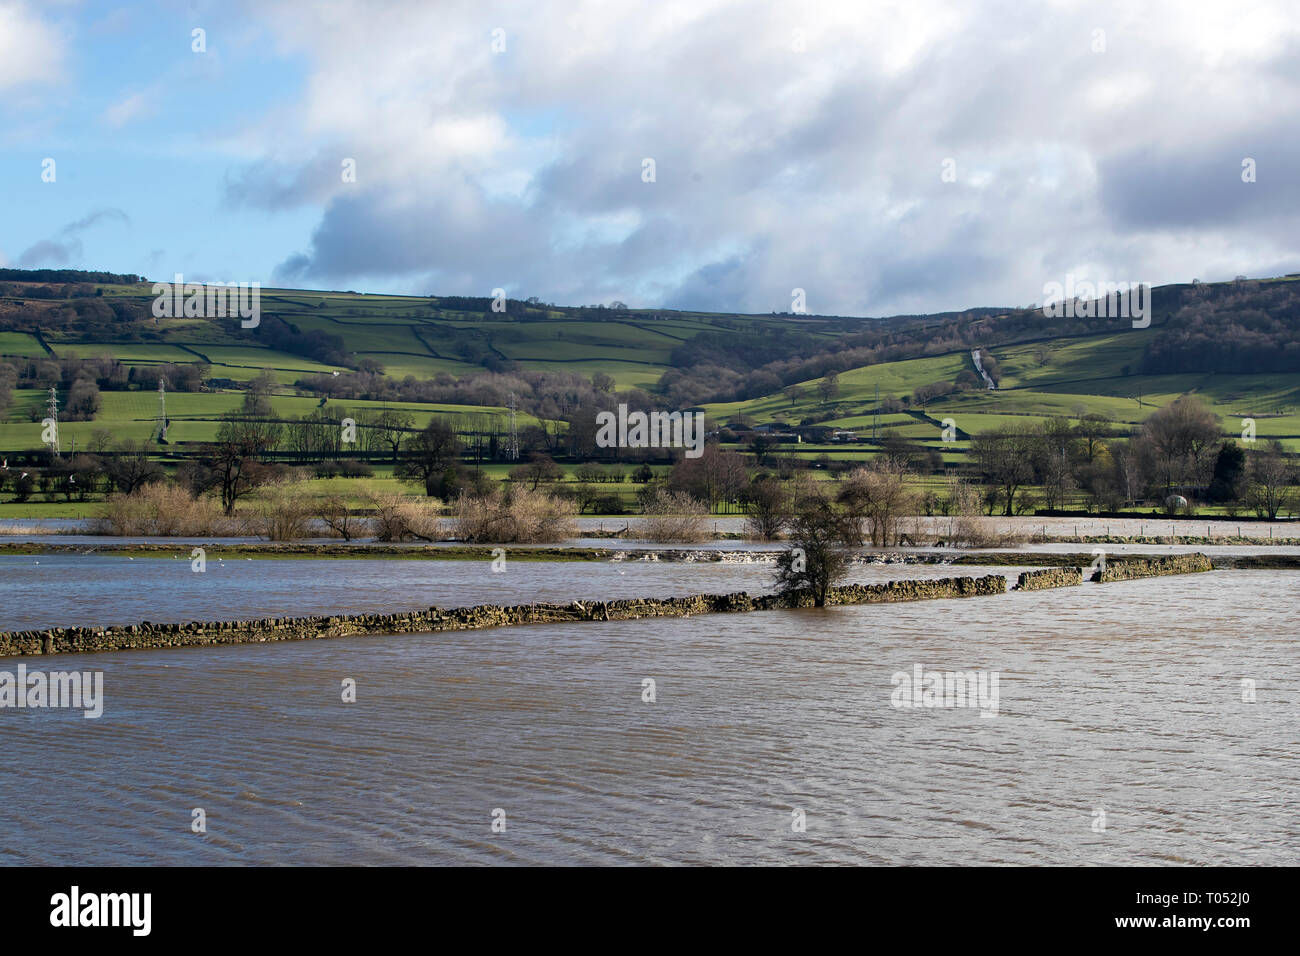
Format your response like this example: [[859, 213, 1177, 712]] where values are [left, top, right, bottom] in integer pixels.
[[3, 514, 1298, 542], [0, 553, 1018, 631], [0, 554, 1296, 865]]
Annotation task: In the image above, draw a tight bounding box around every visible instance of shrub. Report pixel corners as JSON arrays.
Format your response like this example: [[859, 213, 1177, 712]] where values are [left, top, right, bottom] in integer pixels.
[[743, 476, 789, 540], [315, 459, 374, 479], [93, 482, 226, 536], [365, 490, 444, 541], [935, 480, 1026, 547], [508, 453, 564, 490], [13, 472, 34, 502], [638, 488, 711, 543], [254, 486, 314, 541], [451, 485, 577, 543], [318, 494, 362, 540], [339, 459, 374, 478]]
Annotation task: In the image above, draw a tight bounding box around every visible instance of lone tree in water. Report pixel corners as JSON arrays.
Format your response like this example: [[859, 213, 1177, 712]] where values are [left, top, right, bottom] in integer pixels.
[[773, 494, 854, 606]]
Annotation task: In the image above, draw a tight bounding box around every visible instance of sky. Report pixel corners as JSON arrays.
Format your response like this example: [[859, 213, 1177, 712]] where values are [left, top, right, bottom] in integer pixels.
[[2, 0, 1299, 317]]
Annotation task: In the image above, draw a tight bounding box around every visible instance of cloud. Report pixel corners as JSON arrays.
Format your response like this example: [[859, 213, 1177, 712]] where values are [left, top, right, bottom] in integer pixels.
[[18, 239, 77, 268], [230, 0, 1300, 314], [17, 209, 131, 268], [0, 1, 65, 92], [63, 209, 131, 234], [103, 92, 152, 128], [1098, 132, 1300, 231]]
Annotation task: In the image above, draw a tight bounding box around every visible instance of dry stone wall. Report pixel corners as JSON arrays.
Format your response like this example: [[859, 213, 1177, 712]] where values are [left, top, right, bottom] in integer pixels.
[[1015, 567, 1083, 590], [0, 552, 1219, 660], [1095, 554, 1213, 582], [0, 574, 1007, 659]]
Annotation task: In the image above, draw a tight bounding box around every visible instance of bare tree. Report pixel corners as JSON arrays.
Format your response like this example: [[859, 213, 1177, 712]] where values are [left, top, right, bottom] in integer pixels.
[[817, 372, 840, 404], [203, 420, 279, 514], [971, 427, 1037, 516], [509, 452, 564, 490], [774, 494, 855, 606], [369, 408, 414, 462], [743, 475, 790, 540], [241, 369, 278, 417], [837, 460, 917, 546], [319, 494, 362, 540], [1245, 441, 1297, 519], [1075, 412, 1112, 463], [667, 445, 746, 506], [395, 418, 462, 496], [1134, 395, 1221, 496], [104, 440, 164, 494]]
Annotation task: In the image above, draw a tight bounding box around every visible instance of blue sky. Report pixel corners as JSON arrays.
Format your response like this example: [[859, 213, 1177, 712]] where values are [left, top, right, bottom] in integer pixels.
[[4, 0, 1300, 315], [2, 1, 317, 285]]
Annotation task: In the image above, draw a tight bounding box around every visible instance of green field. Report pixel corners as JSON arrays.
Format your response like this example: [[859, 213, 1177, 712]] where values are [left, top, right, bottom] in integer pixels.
[[700, 335, 1299, 454], [0, 332, 46, 357], [53, 343, 197, 364], [3, 277, 1297, 497]]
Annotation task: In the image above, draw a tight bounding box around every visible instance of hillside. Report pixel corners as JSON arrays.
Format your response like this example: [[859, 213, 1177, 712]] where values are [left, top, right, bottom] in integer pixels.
[[1, 269, 1297, 468]]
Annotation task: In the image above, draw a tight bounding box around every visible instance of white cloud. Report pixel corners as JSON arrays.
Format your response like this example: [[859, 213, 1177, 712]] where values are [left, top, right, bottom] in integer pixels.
[[225, 0, 1300, 314], [103, 91, 151, 128], [0, 1, 65, 92]]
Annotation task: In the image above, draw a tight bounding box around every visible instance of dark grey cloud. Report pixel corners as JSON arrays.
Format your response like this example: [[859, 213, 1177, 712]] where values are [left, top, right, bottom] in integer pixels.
[[224, 153, 353, 211], [18, 239, 77, 268], [1098, 130, 1300, 229], [18, 208, 129, 267]]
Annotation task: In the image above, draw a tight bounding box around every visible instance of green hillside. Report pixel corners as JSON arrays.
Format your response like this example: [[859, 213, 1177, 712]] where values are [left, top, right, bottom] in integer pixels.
[[1, 270, 1296, 485]]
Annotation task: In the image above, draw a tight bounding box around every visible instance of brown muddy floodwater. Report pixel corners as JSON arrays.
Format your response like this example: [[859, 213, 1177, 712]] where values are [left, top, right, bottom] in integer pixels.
[[0, 557, 1296, 865]]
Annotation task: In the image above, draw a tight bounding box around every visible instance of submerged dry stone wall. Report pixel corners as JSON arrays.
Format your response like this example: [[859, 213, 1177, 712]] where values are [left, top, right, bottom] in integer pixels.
[[0, 553, 1217, 660], [1015, 567, 1083, 590], [0, 574, 1007, 659], [1095, 553, 1213, 582]]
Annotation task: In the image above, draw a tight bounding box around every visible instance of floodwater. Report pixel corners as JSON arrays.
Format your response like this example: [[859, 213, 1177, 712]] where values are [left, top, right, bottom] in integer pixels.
[[4, 513, 1298, 541], [0, 556, 1296, 865], [0, 553, 1017, 631]]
